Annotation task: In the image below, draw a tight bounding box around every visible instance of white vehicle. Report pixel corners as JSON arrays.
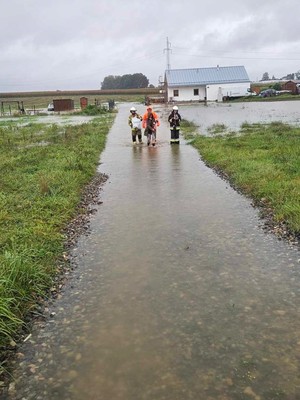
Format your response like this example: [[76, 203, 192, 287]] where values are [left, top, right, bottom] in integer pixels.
[[223, 87, 256, 100]]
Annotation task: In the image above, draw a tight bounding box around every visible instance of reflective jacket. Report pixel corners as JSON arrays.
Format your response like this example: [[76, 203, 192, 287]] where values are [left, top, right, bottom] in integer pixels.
[[142, 111, 160, 129], [168, 111, 181, 128]]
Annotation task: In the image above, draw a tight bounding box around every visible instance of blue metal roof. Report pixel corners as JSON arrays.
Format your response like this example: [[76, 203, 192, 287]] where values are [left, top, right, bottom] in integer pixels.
[[165, 66, 250, 86]]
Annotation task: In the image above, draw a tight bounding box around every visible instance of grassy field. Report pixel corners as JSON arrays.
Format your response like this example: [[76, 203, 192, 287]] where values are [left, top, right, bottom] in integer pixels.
[[181, 120, 300, 235], [0, 88, 159, 113], [0, 112, 115, 374]]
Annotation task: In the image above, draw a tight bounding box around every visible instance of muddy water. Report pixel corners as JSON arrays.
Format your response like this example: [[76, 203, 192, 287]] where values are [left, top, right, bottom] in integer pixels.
[[6, 103, 300, 400]]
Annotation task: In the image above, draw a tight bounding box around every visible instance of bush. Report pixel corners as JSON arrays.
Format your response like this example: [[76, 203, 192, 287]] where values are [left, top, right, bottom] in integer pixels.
[[80, 105, 108, 115], [272, 83, 282, 91]]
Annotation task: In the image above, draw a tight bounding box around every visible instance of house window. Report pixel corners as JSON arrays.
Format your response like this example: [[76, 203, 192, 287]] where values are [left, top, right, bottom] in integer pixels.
[[194, 88, 199, 96], [173, 89, 179, 97]]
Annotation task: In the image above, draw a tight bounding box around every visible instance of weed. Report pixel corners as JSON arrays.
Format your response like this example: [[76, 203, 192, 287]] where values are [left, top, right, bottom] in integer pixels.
[[207, 123, 227, 135]]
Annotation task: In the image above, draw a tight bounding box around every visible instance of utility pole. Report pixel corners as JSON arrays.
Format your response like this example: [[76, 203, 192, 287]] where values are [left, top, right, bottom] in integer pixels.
[[164, 37, 172, 71]]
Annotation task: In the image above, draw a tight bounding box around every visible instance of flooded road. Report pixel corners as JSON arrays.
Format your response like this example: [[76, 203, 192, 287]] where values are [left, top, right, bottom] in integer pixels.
[[5, 103, 300, 400]]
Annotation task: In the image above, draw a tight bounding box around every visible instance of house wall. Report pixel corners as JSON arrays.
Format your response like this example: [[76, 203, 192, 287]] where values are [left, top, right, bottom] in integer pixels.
[[167, 86, 206, 102], [168, 82, 250, 102]]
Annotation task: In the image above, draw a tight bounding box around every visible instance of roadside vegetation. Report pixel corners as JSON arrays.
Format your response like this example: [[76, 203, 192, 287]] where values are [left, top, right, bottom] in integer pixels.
[[182, 120, 300, 236], [0, 113, 115, 370], [232, 93, 299, 103]]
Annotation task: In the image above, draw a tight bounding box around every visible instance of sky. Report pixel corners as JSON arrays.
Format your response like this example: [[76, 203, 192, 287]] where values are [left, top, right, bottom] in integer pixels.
[[1, 0, 300, 92]]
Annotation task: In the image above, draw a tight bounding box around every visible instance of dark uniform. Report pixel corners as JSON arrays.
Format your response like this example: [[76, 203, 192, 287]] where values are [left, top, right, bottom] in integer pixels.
[[168, 108, 181, 144]]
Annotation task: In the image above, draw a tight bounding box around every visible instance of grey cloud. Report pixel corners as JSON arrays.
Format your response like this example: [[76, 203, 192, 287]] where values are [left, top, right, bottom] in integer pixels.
[[1, 0, 300, 91]]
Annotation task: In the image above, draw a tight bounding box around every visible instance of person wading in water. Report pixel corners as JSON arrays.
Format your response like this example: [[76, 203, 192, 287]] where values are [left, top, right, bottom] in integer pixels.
[[168, 105, 181, 144], [128, 106, 143, 145], [142, 106, 160, 146]]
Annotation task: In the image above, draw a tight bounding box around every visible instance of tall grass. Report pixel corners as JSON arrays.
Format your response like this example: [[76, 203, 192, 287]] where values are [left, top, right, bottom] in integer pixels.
[[182, 121, 300, 234], [0, 113, 115, 350]]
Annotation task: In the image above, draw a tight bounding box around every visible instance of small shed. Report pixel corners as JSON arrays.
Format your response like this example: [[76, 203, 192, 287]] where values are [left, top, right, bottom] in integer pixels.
[[53, 99, 74, 112], [281, 80, 298, 94]]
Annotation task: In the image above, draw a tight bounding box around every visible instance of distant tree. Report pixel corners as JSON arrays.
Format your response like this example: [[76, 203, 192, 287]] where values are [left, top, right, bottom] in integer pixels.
[[101, 75, 121, 90], [261, 72, 270, 81], [148, 84, 155, 88], [286, 73, 295, 80], [101, 73, 149, 89], [295, 70, 300, 80]]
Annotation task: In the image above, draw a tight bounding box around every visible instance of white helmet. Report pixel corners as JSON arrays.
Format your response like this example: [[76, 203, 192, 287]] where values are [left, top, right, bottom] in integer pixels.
[[130, 107, 136, 112], [172, 105, 179, 110]]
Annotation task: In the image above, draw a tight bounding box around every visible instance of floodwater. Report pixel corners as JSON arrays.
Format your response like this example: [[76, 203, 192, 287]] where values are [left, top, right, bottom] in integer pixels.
[[4, 103, 300, 400], [179, 100, 300, 134], [0, 115, 96, 126]]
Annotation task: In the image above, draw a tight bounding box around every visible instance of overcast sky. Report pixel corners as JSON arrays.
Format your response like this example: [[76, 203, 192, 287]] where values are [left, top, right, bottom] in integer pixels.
[[1, 0, 300, 92]]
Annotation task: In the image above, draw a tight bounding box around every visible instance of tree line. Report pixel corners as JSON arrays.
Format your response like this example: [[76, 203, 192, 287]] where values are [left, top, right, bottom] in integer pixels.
[[101, 73, 149, 89], [261, 70, 300, 81]]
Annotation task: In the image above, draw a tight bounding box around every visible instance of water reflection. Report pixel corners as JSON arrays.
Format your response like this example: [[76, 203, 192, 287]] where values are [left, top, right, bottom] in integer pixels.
[[6, 103, 300, 400]]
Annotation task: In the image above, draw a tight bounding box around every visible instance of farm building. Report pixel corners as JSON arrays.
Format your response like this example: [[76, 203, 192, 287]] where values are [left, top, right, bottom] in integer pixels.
[[53, 99, 74, 112], [281, 80, 300, 94], [164, 65, 251, 102]]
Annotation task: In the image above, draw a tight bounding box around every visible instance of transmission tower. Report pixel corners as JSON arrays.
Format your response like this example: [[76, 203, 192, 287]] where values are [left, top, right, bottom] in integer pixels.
[[164, 37, 172, 71]]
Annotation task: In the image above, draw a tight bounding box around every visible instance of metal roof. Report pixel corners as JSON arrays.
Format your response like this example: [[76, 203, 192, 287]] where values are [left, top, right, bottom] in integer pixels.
[[165, 66, 250, 87]]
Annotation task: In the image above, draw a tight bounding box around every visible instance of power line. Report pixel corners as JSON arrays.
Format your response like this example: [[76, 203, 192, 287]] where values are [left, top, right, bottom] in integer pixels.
[[172, 48, 300, 61]]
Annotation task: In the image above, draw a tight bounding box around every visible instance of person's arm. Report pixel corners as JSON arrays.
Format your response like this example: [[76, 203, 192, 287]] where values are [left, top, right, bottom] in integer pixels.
[[142, 114, 147, 128], [154, 112, 160, 126]]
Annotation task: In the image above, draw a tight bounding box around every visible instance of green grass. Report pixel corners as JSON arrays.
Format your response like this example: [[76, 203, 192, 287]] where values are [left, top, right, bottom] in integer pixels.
[[180, 119, 200, 139], [182, 121, 300, 234], [0, 113, 115, 353]]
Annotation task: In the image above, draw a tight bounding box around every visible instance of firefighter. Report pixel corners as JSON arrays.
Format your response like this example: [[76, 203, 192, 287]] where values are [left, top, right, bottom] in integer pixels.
[[168, 105, 181, 144], [128, 107, 143, 145]]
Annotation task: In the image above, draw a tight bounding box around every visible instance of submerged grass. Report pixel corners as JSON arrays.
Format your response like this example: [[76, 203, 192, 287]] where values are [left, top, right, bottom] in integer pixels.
[[182, 121, 300, 235], [0, 113, 115, 353], [180, 119, 199, 140]]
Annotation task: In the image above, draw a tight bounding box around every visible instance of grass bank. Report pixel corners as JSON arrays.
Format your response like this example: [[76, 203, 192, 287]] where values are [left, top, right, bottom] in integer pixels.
[[0, 113, 115, 362], [181, 120, 300, 236]]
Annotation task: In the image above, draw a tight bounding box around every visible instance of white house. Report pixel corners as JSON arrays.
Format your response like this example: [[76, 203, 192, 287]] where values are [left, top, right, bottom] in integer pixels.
[[165, 65, 251, 102]]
